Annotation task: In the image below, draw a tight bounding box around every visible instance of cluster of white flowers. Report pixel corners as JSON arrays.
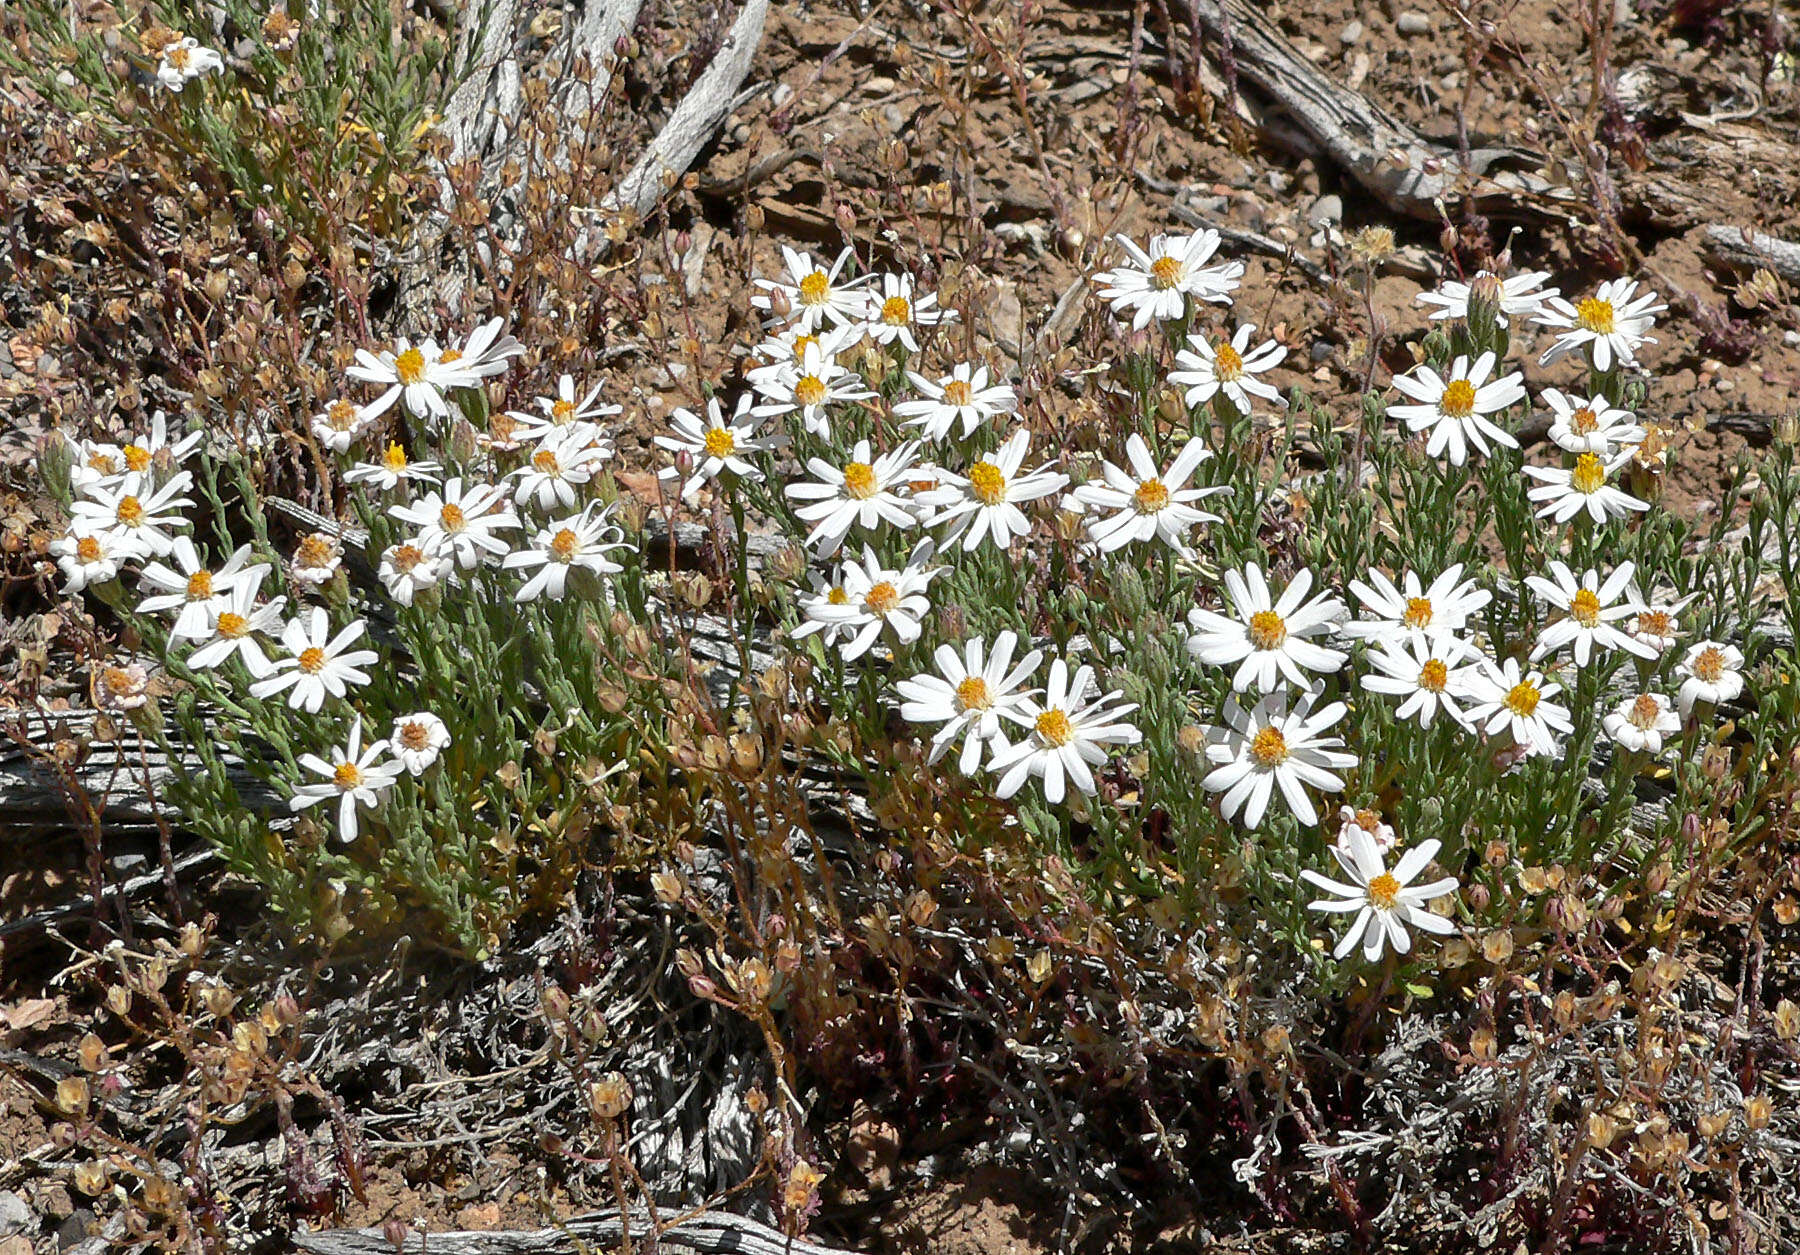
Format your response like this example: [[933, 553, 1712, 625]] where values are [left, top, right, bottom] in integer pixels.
[[154, 34, 224, 92]]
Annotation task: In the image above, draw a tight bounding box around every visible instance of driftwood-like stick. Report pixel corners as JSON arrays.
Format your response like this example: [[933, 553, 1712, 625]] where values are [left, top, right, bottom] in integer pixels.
[[603, 0, 770, 226], [291, 1208, 862, 1255], [1702, 224, 1800, 285], [442, 0, 523, 161], [559, 0, 648, 157]]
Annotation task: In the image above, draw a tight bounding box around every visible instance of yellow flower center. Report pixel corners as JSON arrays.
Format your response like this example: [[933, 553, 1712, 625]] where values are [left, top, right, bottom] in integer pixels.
[[841, 461, 877, 500], [89, 453, 119, 475], [123, 444, 151, 473], [1635, 611, 1673, 640], [1133, 478, 1170, 513], [1419, 658, 1449, 692], [1036, 708, 1074, 746], [1212, 342, 1244, 382], [551, 398, 577, 423], [439, 503, 466, 532], [863, 581, 900, 615], [1439, 379, 1477, 419], [955, 676, 992, 711], [826, 587, 848, 605], [1250, 725, 1288, 766], [489, 413, 519, 443], [382, 442, 408, 471], [186, 570, 214, 599], [794, 375, 827, 408], [391, 544, 424, 572], [296, 534, 335, 569], [77, 537, 103, 562], [532, 449, 561, 473], [328, 399, 357, 429], [1354, 807, 1383, 832], [216, 611, 248, 639], [1692, 646, 1726, 683], [297, 646, 327, 674], [1575, 297, 1616, 335], [942, 379, 973, 407], [880, 295, 912, 326], [1505, 680, 1541, 717], [394, 347, 426, 385], [1570, 407, 1599, 435], [704, 428, 736, 458], [103, 668, 138, 696], [399, 721, 431, 750], [333, 761, 362, 789], [549, 528, 579, 561], [792, 335, 819, 359], [1571, 588, 1602, 627], [438, 349, 463, 364], [1367, 872, 1401, 910], [1571, 453, 1606, 494], [1628, 694, 1662, 729], [798, 271, 830, 305], [1403, 596, 1434, 629], [1149, 255, 1183, 290], [1248, 610, 1288, 651], [117, 496, 144, 527], [968, 461, 1007, 506], [168, 43, 192, 69]]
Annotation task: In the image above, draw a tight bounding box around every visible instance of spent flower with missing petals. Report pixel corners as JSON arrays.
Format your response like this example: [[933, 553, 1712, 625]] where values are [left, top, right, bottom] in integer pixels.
[[1169, 323, 1288, 416], [155, 36, 224, 91], [344, 441, 443, 492], [288, 715, 400, 844], [1524, 452, 1648, 525]]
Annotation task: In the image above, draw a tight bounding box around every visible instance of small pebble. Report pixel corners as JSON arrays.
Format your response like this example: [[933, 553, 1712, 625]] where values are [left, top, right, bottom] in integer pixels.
[[1396, 11, 1432, 34], [1307, 194, 1343, 226], [1339, 19, 1364, 44]]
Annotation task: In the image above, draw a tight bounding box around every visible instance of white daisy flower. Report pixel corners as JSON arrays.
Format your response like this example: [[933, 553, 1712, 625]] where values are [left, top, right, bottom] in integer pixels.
[[347, 337, 472, 422], [795, 542, 940, 662], [311, 398, 374, 453], [1415, 269, 1558, 327], [249, 607, 378, 713], [112, 410, 203, 480], [784, 439, 921, 555], [894, 363, 1017, 441], [1093, 228, 1243, 330], [290, 531, 344, 589], [435, 318, 523, 380], [1627, 591, 1698, 656], [894, 631, 1043, 773], [1676, 641, 1746, 717], [510, 425, 611, 513], [1540, 388, 1645, 456], [388, 478, 519, 570], [69, 471, 195, 558], [51, 527, 139, 593], [1387, 352, 1526, 466], [914, 430, 1068, 554], [1202, 683, 1355, 829], [1534, 278, 1665, 371], [389, 711, 451, 775], [749, 338, 875, 438], [1302, 829, 1459, 963], [862, 273, 956, 353], [378, 534, 454, 607], [1187, 564, 1347, 694], [64, 437, 133, 494], [289, 715, 401, 844], [1168, 323, 1287, 415], [655, 394, 779, 501], [1603, 693, 1681, 755], [1462, 657, 1573, 759], [1063, 434, 1228, 557], [1343, 564, 1492, 645], [1523, 452, 1649, 525], [990, 659, 1142, 805], [137, 538, 263, 642], [1359, 631, 1482, 729], [505, 374, 622, 444], [500, 502, 633, 602], [183, 569, 286, 676], [344, 441, 443, 492], [1526, 561, 1653, 667], [155, 36, 224, 91], [752, 245, 872, 331], [788, 572, 858, 650]]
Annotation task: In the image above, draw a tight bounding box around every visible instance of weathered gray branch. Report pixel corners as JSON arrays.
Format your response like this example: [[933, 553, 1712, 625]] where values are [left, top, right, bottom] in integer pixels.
[[443, 0, 524, 162], [559, 0, 648, 154], [1702, 224, 1800, 285], [291, 1207, 861, 1255]]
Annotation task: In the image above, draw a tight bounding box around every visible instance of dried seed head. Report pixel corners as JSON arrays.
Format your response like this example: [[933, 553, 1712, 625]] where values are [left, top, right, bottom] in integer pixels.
[[589, 1072, 633, 1120]]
